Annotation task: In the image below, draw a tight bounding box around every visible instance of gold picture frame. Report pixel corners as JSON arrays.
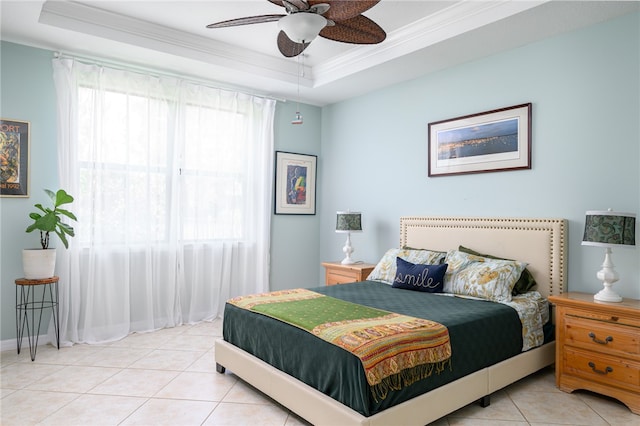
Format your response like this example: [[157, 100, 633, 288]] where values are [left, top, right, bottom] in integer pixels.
[[1, 118, 30, 197]]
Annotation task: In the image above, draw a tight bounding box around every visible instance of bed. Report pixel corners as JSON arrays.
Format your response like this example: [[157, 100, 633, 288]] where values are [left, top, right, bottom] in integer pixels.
[[215, 216, 567, 425]]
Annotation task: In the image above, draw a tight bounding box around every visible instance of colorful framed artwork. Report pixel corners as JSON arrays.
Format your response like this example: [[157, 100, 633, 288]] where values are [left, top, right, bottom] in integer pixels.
[[1, 118, 30, 197], [428, 103, 532, 177], [274, 151, 317, 215]]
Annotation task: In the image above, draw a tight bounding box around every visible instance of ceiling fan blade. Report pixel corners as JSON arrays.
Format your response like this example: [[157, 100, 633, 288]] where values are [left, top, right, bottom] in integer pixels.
[[310, 0, 380, 22], [319, 14, 386, 44], [207, 15, 284, 29], [277, 31, 310, 57]]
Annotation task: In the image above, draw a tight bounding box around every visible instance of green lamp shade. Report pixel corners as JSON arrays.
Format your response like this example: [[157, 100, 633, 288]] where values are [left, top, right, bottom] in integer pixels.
[[336, 212, 362, 233], [582, 210, 636, 247]]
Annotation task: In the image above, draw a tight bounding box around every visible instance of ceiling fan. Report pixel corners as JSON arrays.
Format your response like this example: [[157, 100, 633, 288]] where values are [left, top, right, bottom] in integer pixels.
[[206, 0, 386, 57]]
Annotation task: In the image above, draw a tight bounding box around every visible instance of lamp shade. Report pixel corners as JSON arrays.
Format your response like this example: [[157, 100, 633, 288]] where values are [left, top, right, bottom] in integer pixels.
[[582, 210, 636, 248], [278, 13, 327, 43], [336, 212, 362, 233]]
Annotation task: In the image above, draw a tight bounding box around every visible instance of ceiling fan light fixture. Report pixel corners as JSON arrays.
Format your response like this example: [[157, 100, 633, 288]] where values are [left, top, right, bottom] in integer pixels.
[[278, 13, 327, 43]]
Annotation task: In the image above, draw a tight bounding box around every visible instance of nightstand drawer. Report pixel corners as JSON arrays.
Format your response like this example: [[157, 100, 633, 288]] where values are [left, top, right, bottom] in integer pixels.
[[564, 347, 640, 391], [566, 309, 640, 328], [322, 262, 376, 286], [326, 270, 360, 284], [565, 316, 640, 356]]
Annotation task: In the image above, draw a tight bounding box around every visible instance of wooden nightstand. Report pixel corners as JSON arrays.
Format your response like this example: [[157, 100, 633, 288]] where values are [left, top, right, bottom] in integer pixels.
[[321, 262, 376, 286], [548, 292, 640, 414]]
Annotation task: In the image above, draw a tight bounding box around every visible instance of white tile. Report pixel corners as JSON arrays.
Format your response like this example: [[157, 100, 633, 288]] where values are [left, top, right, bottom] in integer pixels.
[[128, 348, 203, 371], [22, 343, 103, 365], [73, 346, 152, 368], [509, 389, 609, 425], [577, 390, 640, 426], [186, 350, 218, 373], [88, 368, 178, 397], [285, 411, 312, 426], [38, 393, 146, 425], [158, 333, 216, 351], [448, 419, 528, 425], [0, 389, 80, 425], [204, 402, 289, 426], [26, 365, 119, 393], [0, 388, 16, 399], [0, 362, 64, 389], [0, 350, 20, 367], [120, 398, 216, 425], [110, 331, 172, 349], [447, 390, 526, 422], [223, 379, 276, 405], [505, 365, 560, 394], [154, 371, 236, 401], [150, 325, 193, 338], [185, 320, 223, 337]]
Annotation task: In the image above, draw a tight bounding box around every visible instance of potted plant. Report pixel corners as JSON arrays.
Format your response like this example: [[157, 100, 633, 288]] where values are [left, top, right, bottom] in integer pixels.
[[23, 189, 77, 279]]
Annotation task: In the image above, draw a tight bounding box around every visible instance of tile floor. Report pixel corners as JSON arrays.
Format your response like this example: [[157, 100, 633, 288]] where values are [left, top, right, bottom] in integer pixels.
[[1, 320, 638, 426]]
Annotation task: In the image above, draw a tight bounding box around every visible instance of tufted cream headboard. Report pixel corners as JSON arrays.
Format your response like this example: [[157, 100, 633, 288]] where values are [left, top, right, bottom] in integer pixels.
[[399, 217, 568, 298]]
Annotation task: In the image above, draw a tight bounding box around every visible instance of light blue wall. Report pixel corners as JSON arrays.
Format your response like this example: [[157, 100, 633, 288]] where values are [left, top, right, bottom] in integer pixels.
[[0, 41, 322, 343], [270, 100, 322, 291], [318, 11, 640, 300], [0, 42, 59, 344]]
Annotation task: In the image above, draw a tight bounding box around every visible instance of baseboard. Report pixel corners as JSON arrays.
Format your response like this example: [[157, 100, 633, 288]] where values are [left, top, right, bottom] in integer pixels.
[[1, 334, 51, 352]]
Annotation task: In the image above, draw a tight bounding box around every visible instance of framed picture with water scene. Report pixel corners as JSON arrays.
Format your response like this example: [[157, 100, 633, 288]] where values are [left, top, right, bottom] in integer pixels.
[[428, 103, 531, 177], [274, 151, 317, 215], [0, 118, 30, 197]]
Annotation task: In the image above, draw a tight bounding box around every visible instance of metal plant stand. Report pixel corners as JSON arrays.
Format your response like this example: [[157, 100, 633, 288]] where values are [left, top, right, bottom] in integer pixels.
[[15, 276, 60, 361]]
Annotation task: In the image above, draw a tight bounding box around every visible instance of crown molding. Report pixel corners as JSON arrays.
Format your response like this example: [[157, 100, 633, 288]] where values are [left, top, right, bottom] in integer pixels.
[[313, 0, 548, 87], [38, 0, 548, 90], [38, 0, 313, 86]]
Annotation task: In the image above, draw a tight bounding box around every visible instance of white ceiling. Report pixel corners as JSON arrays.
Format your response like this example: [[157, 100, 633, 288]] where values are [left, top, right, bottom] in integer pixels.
[[1, 1, 638, 106]]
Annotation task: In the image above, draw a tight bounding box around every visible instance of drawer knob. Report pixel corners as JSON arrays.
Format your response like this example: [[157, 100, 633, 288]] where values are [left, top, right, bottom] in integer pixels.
[[588, 332, 613, 345], [588, 362, 613, 375]]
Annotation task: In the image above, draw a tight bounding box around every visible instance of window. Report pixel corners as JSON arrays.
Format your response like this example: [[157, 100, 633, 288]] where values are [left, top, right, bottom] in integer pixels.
[[53, 58, 275, 343]]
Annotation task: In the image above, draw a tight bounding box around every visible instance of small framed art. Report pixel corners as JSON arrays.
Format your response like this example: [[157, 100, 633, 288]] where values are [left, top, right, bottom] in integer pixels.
[[428, 103, 531, 177], [0, 118, 30, 197], [274, 151, 317, 215]]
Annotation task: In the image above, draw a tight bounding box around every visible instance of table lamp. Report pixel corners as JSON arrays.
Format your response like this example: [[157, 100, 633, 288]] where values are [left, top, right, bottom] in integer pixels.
[[336, 211, 362, 265], [582, 209, 636, 302]]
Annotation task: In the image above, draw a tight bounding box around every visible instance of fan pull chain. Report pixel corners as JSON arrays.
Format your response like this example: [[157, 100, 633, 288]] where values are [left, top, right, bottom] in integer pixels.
[[292, 53, 303, 125]]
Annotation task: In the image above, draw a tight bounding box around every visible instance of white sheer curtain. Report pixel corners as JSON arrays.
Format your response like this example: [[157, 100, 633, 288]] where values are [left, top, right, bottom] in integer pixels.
[[51, 58, 275, 344]]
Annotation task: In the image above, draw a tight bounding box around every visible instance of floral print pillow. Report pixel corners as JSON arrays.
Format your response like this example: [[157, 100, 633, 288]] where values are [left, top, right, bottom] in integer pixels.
[[443, 250, 527, 303]]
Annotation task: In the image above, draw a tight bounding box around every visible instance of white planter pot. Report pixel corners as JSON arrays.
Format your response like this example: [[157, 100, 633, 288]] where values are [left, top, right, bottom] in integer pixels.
[[22, 248, 57, 279]]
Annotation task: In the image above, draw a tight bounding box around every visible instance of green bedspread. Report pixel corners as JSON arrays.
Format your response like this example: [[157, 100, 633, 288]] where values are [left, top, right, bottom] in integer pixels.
[[228, 288, 451, 400], [222, 281, 524, 417]]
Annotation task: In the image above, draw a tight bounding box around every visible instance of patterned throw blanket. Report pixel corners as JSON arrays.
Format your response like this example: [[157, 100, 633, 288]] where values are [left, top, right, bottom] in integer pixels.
[[228, 288, 452, 400]]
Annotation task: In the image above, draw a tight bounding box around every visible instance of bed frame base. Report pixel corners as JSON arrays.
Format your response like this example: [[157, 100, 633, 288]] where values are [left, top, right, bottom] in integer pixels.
[[215, 339, 555, 426]]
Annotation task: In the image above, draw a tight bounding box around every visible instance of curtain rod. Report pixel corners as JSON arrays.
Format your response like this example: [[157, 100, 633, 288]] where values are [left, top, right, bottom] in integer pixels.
[[53, 51, 286, 103]]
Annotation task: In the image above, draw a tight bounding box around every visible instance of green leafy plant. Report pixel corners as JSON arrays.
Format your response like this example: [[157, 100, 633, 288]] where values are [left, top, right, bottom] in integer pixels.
[[26, 189, 77, 249]]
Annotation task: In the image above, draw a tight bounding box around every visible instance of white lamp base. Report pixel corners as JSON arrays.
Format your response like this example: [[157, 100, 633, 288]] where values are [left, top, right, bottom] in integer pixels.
[[341, 232, 356, 265], [593, 247, 623, 303], [594, 287, 623, 302]]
